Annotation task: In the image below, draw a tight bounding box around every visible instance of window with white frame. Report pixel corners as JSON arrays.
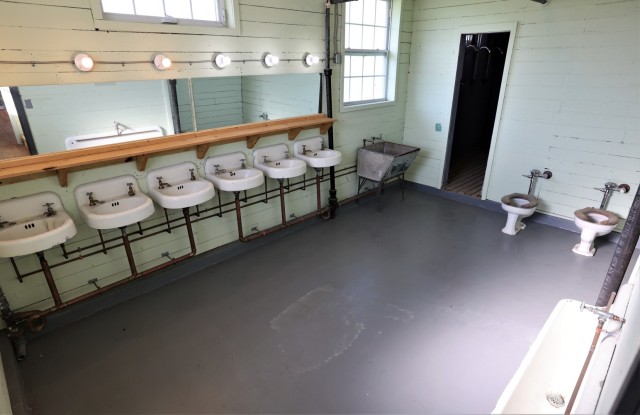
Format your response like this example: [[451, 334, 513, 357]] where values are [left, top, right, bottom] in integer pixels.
[[100, 0, 225, 26], [343, 0, 391, 105]]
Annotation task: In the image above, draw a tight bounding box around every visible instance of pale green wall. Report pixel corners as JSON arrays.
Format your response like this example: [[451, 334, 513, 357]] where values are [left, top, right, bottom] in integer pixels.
[[403, 0, 640, 227], [0, 0, 414, 316]]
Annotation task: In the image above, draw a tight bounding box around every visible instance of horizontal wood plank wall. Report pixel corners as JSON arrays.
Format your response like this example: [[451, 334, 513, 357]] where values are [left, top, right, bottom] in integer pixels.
[[403, 0, 640, 227], [0, 0, 415, 317]]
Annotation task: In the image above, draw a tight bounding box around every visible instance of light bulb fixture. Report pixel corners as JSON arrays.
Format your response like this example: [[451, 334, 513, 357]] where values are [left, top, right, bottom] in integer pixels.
[[213, 53, 231, 69], [304, 53, 320, 67], [73, 53, 94, 72], [153, 54, 172, 70], [263, 53, 280, 68]]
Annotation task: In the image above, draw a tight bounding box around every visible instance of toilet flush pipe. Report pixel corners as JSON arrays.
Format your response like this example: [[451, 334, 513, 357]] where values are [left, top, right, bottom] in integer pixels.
[[596, 184, 640, 307]]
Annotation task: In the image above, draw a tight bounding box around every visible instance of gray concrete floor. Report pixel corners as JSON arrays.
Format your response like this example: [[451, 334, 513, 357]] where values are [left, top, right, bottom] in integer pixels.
[[11, 188, 635, 414]]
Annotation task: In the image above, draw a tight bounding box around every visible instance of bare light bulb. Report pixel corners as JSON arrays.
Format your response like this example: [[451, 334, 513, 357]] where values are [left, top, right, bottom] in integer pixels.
[[214, 54, 231, 69], [304, 54, 319, 66], [74, 53, 94, 72], [154, 54, 172, 70], [263, 53, 279, 67]]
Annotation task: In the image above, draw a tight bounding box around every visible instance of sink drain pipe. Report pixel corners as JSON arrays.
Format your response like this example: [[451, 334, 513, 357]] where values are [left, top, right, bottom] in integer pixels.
[[596, 184, 640, 307]]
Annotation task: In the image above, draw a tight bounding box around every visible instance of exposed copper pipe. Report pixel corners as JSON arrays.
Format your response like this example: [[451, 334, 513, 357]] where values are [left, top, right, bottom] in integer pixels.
[[120, 227, 138, 276], [36, 252, 62, 307]]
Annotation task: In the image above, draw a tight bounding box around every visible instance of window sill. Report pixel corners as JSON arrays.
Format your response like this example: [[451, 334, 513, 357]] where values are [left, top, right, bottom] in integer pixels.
[[91, 18, 240, 36], [340, 100, 396, 113]]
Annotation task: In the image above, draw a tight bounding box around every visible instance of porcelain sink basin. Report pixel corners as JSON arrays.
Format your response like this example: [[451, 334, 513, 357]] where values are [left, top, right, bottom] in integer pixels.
[[253, 144, 307, 179], [293, 137, 342, 168], [0, 192, 77, 258], [205, 152, 264, 192], [147, 161, 215, 209], [74, 175, 155, 230]]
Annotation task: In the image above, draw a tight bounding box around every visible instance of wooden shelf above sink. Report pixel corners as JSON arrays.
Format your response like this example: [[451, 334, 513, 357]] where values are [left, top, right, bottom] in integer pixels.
[[0, 114, 336, 187]]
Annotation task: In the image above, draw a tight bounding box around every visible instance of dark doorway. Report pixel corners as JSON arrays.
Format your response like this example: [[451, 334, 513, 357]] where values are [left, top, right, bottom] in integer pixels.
[[443, 32, 510, 198]]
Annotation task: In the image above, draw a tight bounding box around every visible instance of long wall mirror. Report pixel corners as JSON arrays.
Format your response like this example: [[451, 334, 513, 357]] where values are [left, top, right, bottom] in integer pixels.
[[0, 73, 320, 158]]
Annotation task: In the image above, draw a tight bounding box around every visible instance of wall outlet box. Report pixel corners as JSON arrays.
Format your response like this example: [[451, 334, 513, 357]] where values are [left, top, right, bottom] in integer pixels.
[[435, 123, 442, 132]]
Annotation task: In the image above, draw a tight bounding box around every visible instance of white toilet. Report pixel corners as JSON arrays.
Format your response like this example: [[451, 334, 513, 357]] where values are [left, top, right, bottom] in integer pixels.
[[572, 207, 619, 256], [500, 193, 538, 235]]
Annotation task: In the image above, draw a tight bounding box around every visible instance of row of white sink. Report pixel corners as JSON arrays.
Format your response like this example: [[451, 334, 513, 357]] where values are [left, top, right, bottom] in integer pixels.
[[0, 138, 341, 259]]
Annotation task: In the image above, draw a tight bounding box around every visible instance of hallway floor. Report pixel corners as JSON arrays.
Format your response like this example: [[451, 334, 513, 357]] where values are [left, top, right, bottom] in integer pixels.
[[13, 188, 632, 413]]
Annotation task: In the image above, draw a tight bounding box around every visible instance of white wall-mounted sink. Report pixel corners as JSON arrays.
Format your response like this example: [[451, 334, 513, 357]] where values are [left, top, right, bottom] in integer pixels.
[[0, 192, 77, 258], [74, 175, 155, 230], [293, 136, 342, 168], [146, 161, 215, 209], [253, 144, 307, 179], [205, 152, 264, 192]]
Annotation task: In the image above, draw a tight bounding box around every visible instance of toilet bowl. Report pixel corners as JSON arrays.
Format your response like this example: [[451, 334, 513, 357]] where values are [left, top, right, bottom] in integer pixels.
[[572, 207, 619, 256], [501, 193, 538, 235]]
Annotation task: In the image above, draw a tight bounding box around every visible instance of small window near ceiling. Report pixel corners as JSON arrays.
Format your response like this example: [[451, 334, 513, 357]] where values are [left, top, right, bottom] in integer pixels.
[[100, 0, 226, 26], [343, 0, 391, 105]]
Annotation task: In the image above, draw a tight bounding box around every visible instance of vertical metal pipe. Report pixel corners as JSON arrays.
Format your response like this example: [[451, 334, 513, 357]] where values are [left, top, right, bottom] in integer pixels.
[[596, 185, 640, 306], [36, 251, 62, 306], [182, 207, 196, 252], [234, 192, 244, 241], [316, 170, 322, 211], [120, 227, 138, 276], [318, 73, 324, 113], [325, 3, 338, 218], [10, 258, 23, 282], [164, 208, 172, 233], [97, 229, 108, 254], [278, 179, 287, 225]]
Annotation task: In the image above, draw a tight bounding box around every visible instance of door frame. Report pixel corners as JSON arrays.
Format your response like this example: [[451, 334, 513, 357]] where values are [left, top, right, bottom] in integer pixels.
[[441, 21, 518, 200]]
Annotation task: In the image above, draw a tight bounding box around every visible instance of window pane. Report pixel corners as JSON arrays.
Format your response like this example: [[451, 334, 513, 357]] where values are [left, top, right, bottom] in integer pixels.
[[373, 76, 386, 99], [350, 55, 363, 77], [343, 78, 351, 102], [165, 0, 192, 18], [362, 77, 374, 101], [348, 0, 363, 24], [375, 0, 389, 27], [102, 0, 134, 14], [349, 77, 363, 103], [134, 0, 164, 17], [362, 0, 376, 25], [374, 55, 387, 76], [374, 27, 388, 50], [192, 0, 219, 21], [361, 26, 375, 50], [363, 56, 375, 77], [344, 55, 351, 77], [347, 24, 362, 50]]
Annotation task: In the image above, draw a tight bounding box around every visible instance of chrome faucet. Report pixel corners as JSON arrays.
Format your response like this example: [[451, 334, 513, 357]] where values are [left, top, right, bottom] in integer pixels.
[[86, 192, 103, 206], [262, 155, 270, 164], [213, 165, 227, 174], [189, 168, 196, 181], [240, 159, 246, 169], [127, 182, 136, 196], [43, 202, 56, 217], [259, 112, 269, 121], [284, 150, 290, 159], [301, 145, 312, 155], [157, 176, 171, 189], [320, 140, 326, 150]]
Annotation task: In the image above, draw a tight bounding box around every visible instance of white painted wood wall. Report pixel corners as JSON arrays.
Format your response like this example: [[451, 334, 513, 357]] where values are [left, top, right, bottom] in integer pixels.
[[404, 0, 640, 227], [0, 0, 413, 316]]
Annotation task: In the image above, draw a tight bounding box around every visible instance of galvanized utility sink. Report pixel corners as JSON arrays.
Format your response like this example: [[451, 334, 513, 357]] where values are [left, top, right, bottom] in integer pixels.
[[0, 192, 77, 258], [356, 140, 420, 210], [74, 175, 155, 229], [293, 137, 342, 168], [205, 152, 264, 192], [147, 161, 215, 209]]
